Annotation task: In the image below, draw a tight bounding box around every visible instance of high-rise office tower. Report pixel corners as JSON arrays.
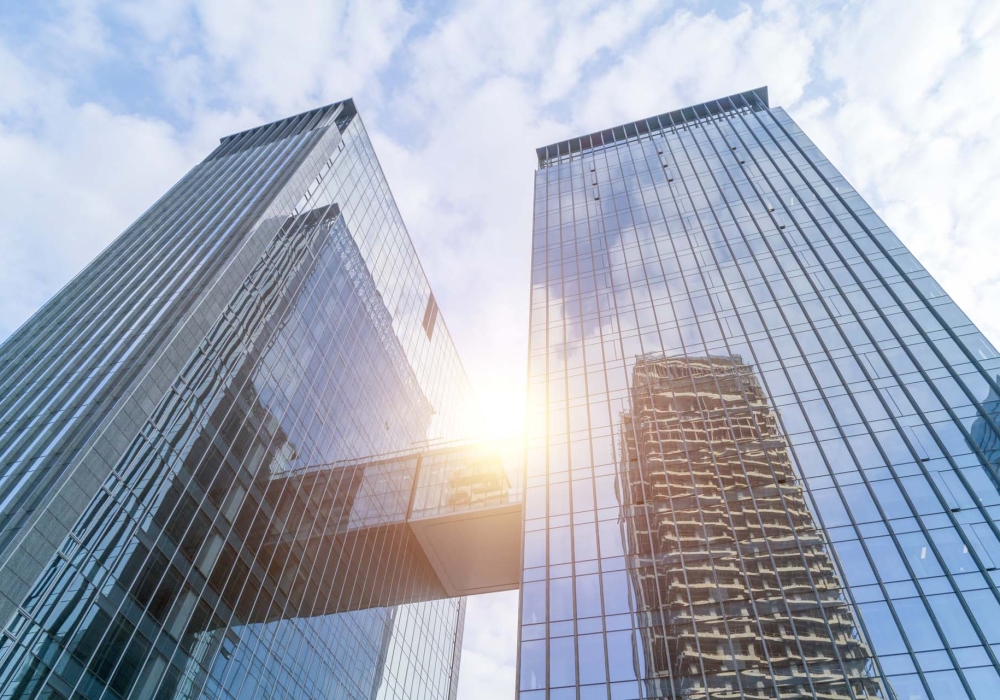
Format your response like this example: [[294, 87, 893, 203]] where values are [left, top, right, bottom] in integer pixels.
[[0, 100, 521, 699], [522, 88, 1000, 699]]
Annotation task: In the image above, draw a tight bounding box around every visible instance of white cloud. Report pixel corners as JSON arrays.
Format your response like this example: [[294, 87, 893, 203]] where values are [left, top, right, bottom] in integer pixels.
[[376, 0, 822, 439], [536, 0, 663, 103], [403, 0, 550, 105], [567, 4, 816, 131], [45, 0, 114, 61], [188, 0, 412, 115]]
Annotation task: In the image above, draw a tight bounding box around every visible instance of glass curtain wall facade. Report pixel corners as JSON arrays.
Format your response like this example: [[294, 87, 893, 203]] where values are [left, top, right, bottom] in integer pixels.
[[522, 87, 1000, 700], [0, 100, 477, 699]]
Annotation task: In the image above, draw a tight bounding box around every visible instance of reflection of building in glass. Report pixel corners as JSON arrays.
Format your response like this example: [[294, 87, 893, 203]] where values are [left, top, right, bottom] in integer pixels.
[[970, 377, 1000, 470], [619, 354, 881, 698]]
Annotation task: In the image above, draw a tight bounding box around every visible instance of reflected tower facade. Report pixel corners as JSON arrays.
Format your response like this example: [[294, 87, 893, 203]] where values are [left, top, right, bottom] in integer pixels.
[[521, 88, 1000, 700], [0, 100, 507, 699], [620, 354, 877, 697]]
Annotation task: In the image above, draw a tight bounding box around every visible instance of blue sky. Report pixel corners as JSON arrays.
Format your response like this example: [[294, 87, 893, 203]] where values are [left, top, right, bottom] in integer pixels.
[[1, 0, 999, 697]]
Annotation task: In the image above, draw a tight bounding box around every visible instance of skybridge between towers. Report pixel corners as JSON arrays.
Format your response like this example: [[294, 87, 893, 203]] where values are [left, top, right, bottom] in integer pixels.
[[200, 440, 523, 626]]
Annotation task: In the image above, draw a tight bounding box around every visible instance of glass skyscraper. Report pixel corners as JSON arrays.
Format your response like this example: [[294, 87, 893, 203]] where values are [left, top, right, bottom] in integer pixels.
[[0, 100, 521, 699], [522, 87, 1000, 699]]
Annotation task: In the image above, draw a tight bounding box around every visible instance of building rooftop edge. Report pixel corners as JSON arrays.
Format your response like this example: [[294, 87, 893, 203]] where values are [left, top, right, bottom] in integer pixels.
[[535, 86, 769, 168], [218, 98, 357, 145]]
